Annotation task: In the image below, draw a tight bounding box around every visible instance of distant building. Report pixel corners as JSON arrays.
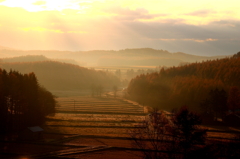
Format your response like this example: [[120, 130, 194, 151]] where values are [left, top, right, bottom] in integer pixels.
[[18, 126, 43, 141]]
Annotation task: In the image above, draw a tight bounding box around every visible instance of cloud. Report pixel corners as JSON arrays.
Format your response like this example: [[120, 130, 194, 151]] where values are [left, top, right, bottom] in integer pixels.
[[210, 20, 240, 27], [152, 38, 218, 43], [0, 3, 239, 56], [103, 6, 166, 21], [118, 19, 240, 40], [183, 38, 218, 42], [184, 9, 216, 17]]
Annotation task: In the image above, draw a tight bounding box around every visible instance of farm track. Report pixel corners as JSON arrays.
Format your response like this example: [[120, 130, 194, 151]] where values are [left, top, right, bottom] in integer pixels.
[[29, 144, 111, 158]]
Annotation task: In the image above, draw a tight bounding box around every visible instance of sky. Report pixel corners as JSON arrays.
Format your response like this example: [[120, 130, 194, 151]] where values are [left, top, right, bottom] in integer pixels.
[[0, 0, 239, 56]]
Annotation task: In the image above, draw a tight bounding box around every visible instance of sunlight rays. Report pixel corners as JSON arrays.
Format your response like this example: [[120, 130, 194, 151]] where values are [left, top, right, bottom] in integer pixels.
[[0, 0, 239, 54]]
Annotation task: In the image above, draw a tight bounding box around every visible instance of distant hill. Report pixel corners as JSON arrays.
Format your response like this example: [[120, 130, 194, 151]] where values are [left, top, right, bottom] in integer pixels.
[[0, 55, 49, 63], [0, 48, 230, 67], [0, 55, 80, 65], [0, 61, 120, 91]]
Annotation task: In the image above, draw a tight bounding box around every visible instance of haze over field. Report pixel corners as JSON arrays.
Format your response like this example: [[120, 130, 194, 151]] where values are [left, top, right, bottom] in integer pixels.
[[0, 0, 239, 56], [1, 1, 240, 158]]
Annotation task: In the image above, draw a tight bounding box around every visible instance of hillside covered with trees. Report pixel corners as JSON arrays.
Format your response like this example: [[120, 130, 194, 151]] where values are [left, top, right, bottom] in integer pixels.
[[0, 48, 228, 67], [127, 52, 240, 120], [0, 55, 81, 66], [0, 69, 56, 134], [0, 60, 120, 91]]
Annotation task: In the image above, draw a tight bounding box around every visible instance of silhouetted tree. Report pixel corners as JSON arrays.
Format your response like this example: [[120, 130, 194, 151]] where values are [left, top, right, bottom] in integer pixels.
[[208, 89, 228, 120], [227, 86, 240, 113], [172, 106, 207, 158], [0, 69, 56, 135], [130, 107, 206, 159], [130, 109, 176, 159], [233, 51, 240, 58]]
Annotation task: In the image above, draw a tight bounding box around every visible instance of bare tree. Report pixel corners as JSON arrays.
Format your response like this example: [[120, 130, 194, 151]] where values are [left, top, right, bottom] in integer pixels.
[[113, 85, 118, 98], [129, 109, 179, 159], [129, 107, 207, 159]]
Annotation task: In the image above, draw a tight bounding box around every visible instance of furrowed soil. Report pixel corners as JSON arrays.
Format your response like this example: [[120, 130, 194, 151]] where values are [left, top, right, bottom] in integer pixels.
[[1, 94, 147, 159], [47, 96, 147, 137], [45, 95, 147, 158]]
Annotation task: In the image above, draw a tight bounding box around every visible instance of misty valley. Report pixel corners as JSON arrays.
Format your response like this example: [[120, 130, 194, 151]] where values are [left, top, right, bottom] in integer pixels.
[[0, 48, 240, 158], [1, 0, 240, 158]]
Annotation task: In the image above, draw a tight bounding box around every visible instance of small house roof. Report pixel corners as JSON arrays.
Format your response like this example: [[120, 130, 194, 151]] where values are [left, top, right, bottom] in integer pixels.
[[28, 126, 44, 132]]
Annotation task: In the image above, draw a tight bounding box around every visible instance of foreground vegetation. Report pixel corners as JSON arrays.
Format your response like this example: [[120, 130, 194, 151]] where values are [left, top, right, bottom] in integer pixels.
[[0, 69, 56, 135], [131, 107, 240, 159]]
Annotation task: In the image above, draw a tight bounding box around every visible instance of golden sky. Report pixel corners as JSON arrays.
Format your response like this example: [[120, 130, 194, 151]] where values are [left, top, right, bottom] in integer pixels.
[[0, 0, 240, 55]]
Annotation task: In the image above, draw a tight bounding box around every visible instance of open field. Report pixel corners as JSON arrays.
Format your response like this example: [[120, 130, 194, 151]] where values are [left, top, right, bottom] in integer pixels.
[[45, 94, 240, 139], [1, 94, 146, 159], [41, 95, 147, 158], [2, 93, 240, 158], [45, 96, 147, 137]]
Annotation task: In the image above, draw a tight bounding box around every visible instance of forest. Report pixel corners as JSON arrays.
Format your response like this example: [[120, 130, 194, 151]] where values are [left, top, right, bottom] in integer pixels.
[[0, 60, 120, 91], [127, 52, 240, 122], [0, 69, 56, 134]]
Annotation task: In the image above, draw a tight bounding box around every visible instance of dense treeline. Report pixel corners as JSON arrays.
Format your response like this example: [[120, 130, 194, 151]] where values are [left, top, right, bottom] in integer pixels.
[[0, 61, 120, 90], [127, 53, 240, 114], [0, 69, 56, 134]]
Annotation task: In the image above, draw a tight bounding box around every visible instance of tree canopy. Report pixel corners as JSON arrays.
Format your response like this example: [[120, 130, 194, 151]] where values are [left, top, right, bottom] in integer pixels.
[[0, 69, 56, 134], [127, 54, 240, 112]]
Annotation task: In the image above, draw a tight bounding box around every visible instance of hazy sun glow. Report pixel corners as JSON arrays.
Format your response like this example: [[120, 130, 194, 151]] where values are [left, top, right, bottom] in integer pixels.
[[1, 0, 240, 23], [0, 0, 240, 55], [0, 0, 93, 12]]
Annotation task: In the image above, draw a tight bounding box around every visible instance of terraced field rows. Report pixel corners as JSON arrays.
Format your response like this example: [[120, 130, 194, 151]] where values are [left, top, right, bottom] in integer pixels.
[[57, 97, 144, 114], [46, 96, 147, 137]]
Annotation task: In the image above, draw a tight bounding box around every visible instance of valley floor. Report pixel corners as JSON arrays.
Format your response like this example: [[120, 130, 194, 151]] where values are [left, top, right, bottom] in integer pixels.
[[1, 93, 240, 158]]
